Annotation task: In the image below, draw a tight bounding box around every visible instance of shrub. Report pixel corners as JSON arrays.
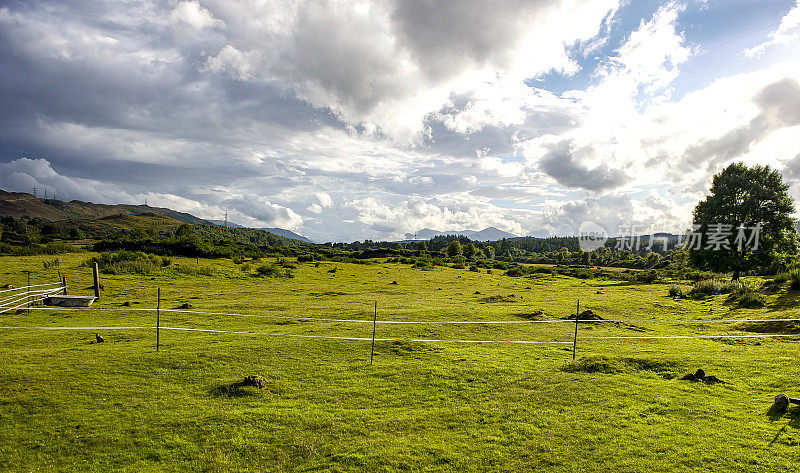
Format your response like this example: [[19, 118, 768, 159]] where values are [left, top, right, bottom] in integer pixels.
[[668, 285, 687, 299], [276, 258, 296, 269], [688, 279, 737, 298], [505, 267, 524, 277], [789, 269, 800, 290], [256, 263, 293, 279], [469, 265, 479, 272], [86, 251, 170, 275], [43, 258, 60, 269], [636, 270, 658, 283], [728, 281, 766, 308]]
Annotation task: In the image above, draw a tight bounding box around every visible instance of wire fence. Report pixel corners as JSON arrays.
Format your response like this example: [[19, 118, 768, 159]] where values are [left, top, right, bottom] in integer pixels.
[[0, 282, 67, 314], [4, 304, 800, 346]]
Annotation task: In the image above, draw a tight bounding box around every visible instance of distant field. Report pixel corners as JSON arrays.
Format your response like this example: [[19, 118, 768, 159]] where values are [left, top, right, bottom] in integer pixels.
[[1, 253, 800, 471]]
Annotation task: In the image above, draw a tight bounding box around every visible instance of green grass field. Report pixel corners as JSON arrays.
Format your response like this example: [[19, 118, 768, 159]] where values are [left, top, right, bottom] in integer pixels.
[[2, 253, 800, 471]]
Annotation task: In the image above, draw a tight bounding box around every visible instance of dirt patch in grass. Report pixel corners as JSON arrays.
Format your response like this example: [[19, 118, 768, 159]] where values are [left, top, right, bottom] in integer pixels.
[[379, 340, 442, 357], [513, 310, 547, 320], [479, 294, 517, 303], [562, 355, 676, 378]]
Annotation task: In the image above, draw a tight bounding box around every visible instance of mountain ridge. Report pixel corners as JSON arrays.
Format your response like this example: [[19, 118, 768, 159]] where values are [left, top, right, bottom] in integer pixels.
[[404, 226, 518, 242], [208, 220, 314, 243], [0, 189, 211, 225]]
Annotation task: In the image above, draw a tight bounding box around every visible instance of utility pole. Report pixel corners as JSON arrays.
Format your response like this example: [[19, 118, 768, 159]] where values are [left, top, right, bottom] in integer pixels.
[[32, 187, 37, 198], [224, 210, 228, 227]]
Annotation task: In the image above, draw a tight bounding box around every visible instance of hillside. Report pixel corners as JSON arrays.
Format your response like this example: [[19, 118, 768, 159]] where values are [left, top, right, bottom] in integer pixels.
[[0, 189, 211, 225]]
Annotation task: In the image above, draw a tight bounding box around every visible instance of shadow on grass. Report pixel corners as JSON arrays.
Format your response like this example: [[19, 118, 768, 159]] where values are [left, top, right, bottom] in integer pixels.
[[768, 406, 800, 446], [768, 289, 800, 312], [562, 355, 677, 379]]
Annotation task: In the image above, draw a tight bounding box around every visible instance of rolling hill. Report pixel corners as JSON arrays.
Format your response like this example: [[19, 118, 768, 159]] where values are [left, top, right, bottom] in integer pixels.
[[0, 189, 211, 225]]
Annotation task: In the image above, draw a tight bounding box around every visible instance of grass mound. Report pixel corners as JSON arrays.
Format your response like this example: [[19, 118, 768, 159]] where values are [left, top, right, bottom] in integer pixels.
[[513, 310, 547, 320], [734, 320, 800, 334], [380, 340, 441, 357], [726, 281, 766, 308], [562, 355, 676, 377]]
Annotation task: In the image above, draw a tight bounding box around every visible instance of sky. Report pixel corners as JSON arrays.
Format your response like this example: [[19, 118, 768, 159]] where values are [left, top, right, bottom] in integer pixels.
[[0, 0, 799, 243]]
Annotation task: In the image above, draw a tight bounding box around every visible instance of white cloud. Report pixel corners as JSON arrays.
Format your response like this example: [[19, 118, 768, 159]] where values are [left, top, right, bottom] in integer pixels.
[[170, 1, 225, 29], [745, 1, 800, 57], [2, 1, 799, 242]]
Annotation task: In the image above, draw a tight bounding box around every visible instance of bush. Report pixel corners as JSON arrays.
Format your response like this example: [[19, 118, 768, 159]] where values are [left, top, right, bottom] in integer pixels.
[[256, 263, 294, 278], [636, 270, 658, 283], [86, 251, 170, 275], [688, 279, 738, 298], [789, 269, 800, 290], [469, 265, 479, 272], [668, 285, 687, 299], [43, 258, 60, 269], [727, 281, 766, 308]]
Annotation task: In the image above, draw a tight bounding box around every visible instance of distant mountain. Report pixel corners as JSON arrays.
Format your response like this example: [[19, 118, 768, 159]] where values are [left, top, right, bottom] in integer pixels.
[[405, 227, 518, 242], [208, 220, 314, 243], [0, 189, 211, 225]]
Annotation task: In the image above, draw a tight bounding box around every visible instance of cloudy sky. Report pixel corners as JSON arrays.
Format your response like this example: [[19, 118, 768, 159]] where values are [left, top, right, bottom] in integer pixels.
[[0, 0, 799, 242]]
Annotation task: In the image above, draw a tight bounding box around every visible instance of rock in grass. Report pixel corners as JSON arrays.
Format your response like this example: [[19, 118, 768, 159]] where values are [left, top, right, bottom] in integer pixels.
[[567, 309, 603, 320], [774, 394, 789, 412], [242, 375, 267, 389], [680, 369, 705, 381], [680, 369, 725, 384]]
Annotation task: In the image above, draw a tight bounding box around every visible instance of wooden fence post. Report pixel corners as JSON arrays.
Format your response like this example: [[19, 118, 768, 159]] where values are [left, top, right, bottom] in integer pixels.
[[156, 287, 161, 352], [572, 299, 580, 361], [92, 263, 100, 300], [62, 276, 67, 295]]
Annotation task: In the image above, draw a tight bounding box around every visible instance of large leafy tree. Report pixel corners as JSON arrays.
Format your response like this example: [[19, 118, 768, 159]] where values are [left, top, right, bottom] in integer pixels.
[[689, 163, 798, 279]]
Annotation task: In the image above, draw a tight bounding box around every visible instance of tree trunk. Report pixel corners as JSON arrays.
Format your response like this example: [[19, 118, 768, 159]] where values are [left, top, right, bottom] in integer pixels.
[[732, 267, 740, 281]]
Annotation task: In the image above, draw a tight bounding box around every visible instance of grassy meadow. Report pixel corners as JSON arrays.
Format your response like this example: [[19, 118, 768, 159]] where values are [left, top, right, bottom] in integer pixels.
[[2, 252, 800, 471]]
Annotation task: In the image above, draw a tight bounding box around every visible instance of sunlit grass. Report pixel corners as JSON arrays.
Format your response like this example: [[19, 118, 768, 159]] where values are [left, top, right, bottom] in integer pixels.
[[1, 253, 800, 471]]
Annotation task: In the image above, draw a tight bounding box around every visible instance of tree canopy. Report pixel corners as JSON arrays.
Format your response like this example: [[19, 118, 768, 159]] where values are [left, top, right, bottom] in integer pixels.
[[689, 163, 798, 278]]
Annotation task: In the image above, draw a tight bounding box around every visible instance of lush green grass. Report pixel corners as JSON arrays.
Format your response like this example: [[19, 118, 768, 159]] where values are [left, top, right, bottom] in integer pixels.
[[2, 254, 800, 471]]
